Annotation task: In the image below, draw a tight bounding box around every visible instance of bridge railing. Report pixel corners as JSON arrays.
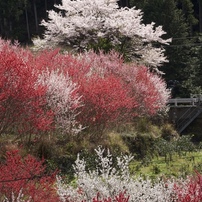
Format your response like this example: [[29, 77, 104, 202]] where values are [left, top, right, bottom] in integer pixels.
[[168, 98, 199, 107]]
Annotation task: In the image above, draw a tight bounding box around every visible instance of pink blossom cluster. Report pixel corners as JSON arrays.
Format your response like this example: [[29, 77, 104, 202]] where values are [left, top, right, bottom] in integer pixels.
[[0, 38, 170, 136]]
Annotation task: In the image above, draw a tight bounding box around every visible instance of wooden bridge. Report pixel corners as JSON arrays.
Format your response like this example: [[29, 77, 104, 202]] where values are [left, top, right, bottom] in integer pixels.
[[168, 94, 202, 133]]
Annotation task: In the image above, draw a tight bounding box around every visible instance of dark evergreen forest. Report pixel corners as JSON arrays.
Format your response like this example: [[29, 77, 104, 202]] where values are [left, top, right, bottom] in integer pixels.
[[0, 0, 202, 97], [0, 0, 61, 43], [130, 0, 202, 98]]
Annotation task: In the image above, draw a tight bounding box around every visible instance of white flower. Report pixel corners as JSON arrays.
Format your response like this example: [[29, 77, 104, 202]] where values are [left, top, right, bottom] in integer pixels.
[[32, 0, 171, 69], [37, 69, 83, 135], [56, 147, 177, 201]]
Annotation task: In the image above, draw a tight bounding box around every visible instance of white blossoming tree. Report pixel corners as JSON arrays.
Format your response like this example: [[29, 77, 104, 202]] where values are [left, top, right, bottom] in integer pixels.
[[33, 0, 171, 69], [38, 69, 83, 135]]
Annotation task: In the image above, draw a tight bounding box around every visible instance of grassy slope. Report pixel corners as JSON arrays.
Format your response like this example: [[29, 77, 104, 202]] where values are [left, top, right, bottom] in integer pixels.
[[130, 151, 202, 179]]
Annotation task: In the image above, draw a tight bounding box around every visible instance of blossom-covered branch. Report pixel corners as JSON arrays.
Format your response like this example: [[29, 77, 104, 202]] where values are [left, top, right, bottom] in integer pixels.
[[33, 0, 171, 68]]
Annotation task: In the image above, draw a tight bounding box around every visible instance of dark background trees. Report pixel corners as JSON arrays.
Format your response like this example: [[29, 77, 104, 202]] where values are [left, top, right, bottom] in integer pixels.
[[0, 0, 202, 97], [0, 0, 61, 43], [0, 0, 200, 44], [131, 0, 202, 97]]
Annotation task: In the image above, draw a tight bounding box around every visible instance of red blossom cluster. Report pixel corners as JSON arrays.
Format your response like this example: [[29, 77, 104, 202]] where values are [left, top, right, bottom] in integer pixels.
[[0, 150, 58, 201], [0, 39, 53, 136], [0, 38, 170, 136], [174, 171, 202, 202], [0, 39, 172, 201]]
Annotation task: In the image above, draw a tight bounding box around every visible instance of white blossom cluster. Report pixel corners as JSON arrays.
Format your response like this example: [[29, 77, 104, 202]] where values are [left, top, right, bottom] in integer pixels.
[[149, 73, 171, 112], [56, 146, 177, 201], [2, 147, 196, 202], [37, 69, 83, 135], [33, 0, 171, 68]]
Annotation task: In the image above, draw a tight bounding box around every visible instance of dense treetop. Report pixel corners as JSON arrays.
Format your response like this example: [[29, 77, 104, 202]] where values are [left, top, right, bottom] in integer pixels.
[[32, 0, 171, 69]]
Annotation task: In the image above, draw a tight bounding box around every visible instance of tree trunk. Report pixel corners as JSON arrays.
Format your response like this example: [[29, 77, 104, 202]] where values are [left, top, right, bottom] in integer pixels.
[[25, 7, 30, 40], [199, 0, 202, 32], [33, 0, 39, 33], [4, 18, 9, 38], [0, 17, 4, 37], [9, 20, 12, 34]]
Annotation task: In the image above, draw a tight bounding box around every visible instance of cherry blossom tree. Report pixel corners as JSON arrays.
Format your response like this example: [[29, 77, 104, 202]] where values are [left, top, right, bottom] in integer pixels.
[[32, 0, 171, 69]]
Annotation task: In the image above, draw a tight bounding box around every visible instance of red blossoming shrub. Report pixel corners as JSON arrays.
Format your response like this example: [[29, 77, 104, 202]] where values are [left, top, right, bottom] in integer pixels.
[[122, 65, 169, 115], [35, 49, 88, 135], [0, 39, 53, 137], [77, 51, 170, 117], [0, 150, 58, 201], [33, 50, 136, 133], [0, 38, 170, 137], [33, 49, 170, 133], [77, 74, 136, 132]]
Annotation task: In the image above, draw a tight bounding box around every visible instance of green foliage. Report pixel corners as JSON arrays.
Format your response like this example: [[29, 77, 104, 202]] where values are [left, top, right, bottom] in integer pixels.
[[154, 135, 196, 163], [87, 37, 113, 53], [0, 0, 25, 20], [127, 133, 199, 178], [161, 123, 179, 141], [182, 35, 202, 95], [130, 150, 202, 178], [0, 0, 26, 39], [175, 135, 196, 154], [107, 132, 130, 155]]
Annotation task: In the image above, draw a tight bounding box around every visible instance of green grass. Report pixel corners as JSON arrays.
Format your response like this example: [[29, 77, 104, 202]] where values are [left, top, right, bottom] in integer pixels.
[[130, 151, 202, 179]]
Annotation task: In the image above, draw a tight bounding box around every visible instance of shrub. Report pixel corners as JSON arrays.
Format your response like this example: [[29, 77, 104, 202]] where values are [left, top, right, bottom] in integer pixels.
[[0, 150, 58, 201], [34, 50, 170, 135], [77, 51, 170, 117], [0, 38, 170, 141], [161, 123, 178, 141], [0, 39, 53, 137], [77, 74, 135, 134]]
